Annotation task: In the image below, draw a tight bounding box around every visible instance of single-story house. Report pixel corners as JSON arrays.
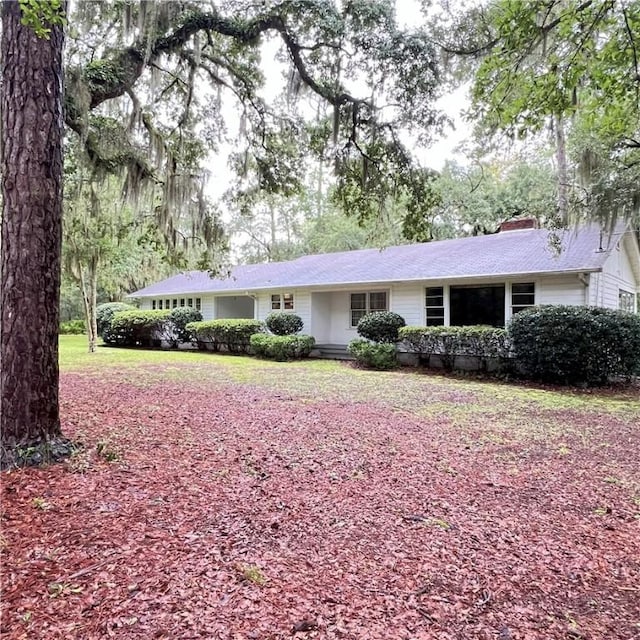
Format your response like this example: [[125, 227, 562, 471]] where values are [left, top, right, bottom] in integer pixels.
[[129, 220, 640, 348]]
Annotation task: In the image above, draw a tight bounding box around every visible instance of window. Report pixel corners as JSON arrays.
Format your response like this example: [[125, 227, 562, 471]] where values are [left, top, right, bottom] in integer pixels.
[[511, 283, 535, 315], [179, 298, 185, 307], [195, 298, 201, 312], [158, 300, 163, 310], [165, 299, 170, 309], [350, 291, 388, 327], [152, 300, 157, 310], [425, 287, 445, 326], [187, 298, 193, 308], [619, 289, 636, 312], [172, 299, 178, 309], [271, 293, 295, 311], [450, 284, 505, 327]]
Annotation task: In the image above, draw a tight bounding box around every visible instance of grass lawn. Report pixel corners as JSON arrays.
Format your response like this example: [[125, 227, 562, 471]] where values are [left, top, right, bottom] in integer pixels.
[[2, 335, 639, 639]]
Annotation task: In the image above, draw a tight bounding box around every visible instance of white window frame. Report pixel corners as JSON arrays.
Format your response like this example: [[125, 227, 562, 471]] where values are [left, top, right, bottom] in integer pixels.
[[349, 291, 388, 328], [511, 282, 536, 316], [425, 286, 445, 326], [271, 292, 295, 311], [619, 289, 636, 312]]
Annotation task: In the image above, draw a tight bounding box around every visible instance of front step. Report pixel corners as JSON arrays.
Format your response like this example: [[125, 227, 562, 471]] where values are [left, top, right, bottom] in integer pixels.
[[312, 344, 353, 360]]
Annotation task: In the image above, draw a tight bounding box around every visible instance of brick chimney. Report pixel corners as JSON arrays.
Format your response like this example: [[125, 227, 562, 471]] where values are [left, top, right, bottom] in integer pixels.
[[499, 218, 538, 232]]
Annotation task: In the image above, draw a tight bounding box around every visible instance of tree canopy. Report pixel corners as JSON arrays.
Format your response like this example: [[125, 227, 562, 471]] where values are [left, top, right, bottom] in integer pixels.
[[461, 0, 640, 227]]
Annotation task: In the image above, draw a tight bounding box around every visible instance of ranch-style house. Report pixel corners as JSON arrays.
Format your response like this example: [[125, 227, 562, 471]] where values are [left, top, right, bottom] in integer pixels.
[[130, 220, 640, 348]]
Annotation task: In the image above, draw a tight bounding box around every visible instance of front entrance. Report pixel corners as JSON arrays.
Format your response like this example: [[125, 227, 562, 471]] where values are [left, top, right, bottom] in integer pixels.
[[450, 284, 505, 327]]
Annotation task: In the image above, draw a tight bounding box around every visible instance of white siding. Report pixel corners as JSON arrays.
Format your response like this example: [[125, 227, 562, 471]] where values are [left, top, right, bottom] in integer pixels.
[[140, 298, 153, 311], [390, 283, 425, 326], [589, 237, 639, 309], [536, 275, 586, 307], [200, 294, 216, 320], [255, 290, 312, 333]]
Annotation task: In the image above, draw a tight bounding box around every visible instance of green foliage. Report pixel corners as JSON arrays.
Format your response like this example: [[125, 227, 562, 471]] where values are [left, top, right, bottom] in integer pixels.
[[59, 319, 86, 335], [186, 319, 265, 354], [169, 307, 203, 344], [19, 0, 66, 38], [106, 310, 171, 348], [508, 305, 640, 386], [357, 311, 406, 344], [468, 1, 640, 226], [426, 158, 557, 238], [348, 339, 398, 370], [96, 302, 135, 337], [250, 334, 315, 361], [399, 325, 510, 371], [265, 312, 304, 336]]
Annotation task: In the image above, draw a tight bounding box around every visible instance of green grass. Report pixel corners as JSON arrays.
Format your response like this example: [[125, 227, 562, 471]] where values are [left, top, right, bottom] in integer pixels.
[[60, 335, 640, 434]]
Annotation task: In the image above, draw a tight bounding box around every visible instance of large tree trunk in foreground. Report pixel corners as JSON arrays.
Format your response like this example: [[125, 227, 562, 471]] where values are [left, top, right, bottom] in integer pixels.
[[1, 1, 66, 467]]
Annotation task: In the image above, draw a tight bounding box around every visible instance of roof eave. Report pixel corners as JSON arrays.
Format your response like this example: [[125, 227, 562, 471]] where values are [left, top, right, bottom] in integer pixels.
[[129, 266, 604, 297]]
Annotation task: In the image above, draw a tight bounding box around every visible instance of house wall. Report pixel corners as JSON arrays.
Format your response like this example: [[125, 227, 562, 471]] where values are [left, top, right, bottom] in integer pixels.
[[589, 237, 639, 310], [255, 290, 313, 333], [535, 275, 587, 307]]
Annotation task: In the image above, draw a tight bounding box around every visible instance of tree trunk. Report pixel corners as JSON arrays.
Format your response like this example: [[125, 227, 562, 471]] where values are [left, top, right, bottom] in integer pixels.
[[1, 2, 66, 467], [554, 112, 569, 224], [79, 258, 99, 353]]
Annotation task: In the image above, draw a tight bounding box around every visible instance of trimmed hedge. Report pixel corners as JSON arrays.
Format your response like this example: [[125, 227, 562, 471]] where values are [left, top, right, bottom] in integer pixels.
[[186, 319, 265, 353], [265, 312, 304, 336], [508, 305, 640, 385], [96, 302, 135, 337], [59, 319, 86, 335], [106, 310, 171, 347], [400, 325, 510, 371], [348, 339, 398, 370], [250, 334, 315, 361], [357, 311, 406, 343], [169, 306, 203, 345]]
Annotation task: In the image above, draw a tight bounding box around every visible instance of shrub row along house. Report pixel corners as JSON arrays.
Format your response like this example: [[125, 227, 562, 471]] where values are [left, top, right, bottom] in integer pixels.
[[129, 220, 640, 355]]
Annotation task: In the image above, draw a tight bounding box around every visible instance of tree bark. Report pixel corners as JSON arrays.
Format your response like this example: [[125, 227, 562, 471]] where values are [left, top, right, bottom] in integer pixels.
[[1, 1, 66, 466]]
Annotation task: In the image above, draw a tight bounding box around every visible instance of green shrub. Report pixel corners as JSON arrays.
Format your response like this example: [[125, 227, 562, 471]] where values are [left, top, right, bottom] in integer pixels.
[[169, 306, 203, 344], [399, 325, 510, 371], [186, 319, 265, 353], [106, 310, 171, 347], [357, 311, 406, 343], [59, 319, 86, 335], [508, 305, 640, 385], [250, 334, 315, 361], [348, 339, 398, 370], [265, 312, 304, 336], [96, 302, 135, 337]]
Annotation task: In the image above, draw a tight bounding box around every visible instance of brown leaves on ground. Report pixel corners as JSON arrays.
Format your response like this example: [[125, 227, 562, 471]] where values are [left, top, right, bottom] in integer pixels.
[[1, 364, 639, 640]]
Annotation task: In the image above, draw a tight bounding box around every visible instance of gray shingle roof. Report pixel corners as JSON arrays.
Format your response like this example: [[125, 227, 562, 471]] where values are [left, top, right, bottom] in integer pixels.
[[130, 225, 621, 298]]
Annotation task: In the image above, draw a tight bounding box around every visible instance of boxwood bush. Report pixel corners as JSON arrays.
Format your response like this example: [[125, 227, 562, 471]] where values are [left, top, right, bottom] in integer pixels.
[[186, 319, 265, 353], [400, 325, 510, 371], [508, 305, 640, 385], [348, 339, 398, 370], [357, 311, 406, 343], [96, 302, 135, 337], [250, 334, 315, 361], [106, 310, 171, 347], [169, 306, 203, 345], [265, 312, 304, 336]]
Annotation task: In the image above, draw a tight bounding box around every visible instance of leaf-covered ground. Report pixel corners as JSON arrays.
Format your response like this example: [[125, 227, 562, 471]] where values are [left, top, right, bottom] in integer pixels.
[[2, 337, 639, 639]]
